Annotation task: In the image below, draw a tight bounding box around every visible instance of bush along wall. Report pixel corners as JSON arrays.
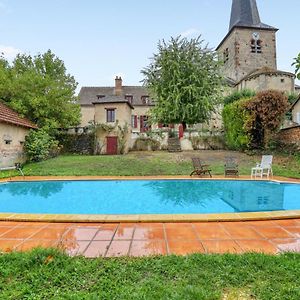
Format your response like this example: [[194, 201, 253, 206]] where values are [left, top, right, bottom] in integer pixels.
[[222, 90, 289, 151], [56, 132, 95, 155], [222, 98, 252, 150]]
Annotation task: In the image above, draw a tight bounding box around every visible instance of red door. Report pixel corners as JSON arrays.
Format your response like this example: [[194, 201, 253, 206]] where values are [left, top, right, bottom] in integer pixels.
[[106, 136, 118, 155], [178, 124, 184, 139]]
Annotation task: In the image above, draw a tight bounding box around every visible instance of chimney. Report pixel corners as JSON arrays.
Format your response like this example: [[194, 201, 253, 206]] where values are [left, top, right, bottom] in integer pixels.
[[114, 76, 122, 96]]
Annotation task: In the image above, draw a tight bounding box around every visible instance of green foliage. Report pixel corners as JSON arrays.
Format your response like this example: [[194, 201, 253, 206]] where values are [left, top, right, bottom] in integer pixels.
[[24, 129, 60, 162], [142, 36, 223, 125], [0, 50, 80, 129], [292, 53, 300, 80], [223, 89, 256, 106], [222, 99, 252, 150], [1, 249, 300, 299], [288, 93, 299, 105], [117, 123, 129, 154]]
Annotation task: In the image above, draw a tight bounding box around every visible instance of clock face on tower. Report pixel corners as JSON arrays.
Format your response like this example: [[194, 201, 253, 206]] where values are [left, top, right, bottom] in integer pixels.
[[252, 32, 260, 40]]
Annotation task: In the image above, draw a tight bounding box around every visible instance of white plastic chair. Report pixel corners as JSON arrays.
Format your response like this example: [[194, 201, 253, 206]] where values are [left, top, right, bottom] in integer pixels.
[[251, 155, 273, 179]]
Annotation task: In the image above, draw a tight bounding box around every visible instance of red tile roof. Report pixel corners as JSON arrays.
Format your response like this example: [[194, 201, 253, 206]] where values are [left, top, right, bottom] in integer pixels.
[[0, 102, 37, 129]]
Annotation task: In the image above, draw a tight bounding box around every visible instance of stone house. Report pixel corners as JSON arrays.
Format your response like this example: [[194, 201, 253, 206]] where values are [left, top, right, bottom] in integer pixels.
[[78, 77, 159, 154], [0, 102, 37, 168]]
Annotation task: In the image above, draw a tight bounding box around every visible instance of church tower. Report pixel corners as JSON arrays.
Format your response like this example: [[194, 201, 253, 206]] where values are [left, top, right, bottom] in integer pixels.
[[217, 0, 278, 83]]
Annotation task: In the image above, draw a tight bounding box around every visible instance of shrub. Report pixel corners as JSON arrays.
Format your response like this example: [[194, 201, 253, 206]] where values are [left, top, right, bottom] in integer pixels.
[[222, 99, 252, 150], [24, 129, 60, 162], [223, 89, 256, 106], [244, 90, 289, 148]]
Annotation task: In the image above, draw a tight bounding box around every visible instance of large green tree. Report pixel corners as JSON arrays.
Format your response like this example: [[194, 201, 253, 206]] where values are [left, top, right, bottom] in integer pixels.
[[142, 36, 223, 127], [0, 50, 80, 129]]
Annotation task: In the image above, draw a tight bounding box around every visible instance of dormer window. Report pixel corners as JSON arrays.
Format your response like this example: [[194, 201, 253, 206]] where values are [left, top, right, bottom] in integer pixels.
[[251, 39, 262, 54], [141, 96, 150, 105], [223, 48, 229, 63], [125, 95, 133, 103], [97, 95, 105, 100]]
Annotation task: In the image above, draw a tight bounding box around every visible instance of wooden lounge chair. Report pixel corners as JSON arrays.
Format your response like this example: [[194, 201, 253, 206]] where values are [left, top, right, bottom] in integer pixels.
[[190, 157, 212, 177], [224, 156, 239, 177]]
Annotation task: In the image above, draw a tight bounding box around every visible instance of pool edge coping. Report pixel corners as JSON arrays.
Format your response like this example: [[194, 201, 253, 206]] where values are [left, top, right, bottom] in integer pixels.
[[1, 175, 300, 223]]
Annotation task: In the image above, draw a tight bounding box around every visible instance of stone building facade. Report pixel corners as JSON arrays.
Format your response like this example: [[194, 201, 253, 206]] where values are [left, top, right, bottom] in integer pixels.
[[0, 102, 37, 168]]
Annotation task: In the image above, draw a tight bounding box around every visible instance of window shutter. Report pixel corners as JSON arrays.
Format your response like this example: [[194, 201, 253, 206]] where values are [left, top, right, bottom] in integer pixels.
[[134, 115, 138, 128]]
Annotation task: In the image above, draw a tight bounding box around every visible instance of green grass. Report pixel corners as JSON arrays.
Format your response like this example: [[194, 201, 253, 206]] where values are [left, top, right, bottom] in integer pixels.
[[1, 151, 299, 179], [0, 249, 300, 299]]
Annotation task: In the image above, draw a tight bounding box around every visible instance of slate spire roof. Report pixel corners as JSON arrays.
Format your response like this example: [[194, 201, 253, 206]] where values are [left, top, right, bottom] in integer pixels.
[[229, 0, 277, 31]]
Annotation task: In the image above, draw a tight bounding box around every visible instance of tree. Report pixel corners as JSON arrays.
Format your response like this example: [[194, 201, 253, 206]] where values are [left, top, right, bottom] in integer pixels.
[[292, 53, 300, 80], [0, 50, 80, 129], [141, 36, 223, 127], [245, 90, 289, 148]]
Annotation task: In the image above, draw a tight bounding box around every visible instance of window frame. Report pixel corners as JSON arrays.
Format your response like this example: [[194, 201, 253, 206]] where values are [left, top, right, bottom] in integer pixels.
[[106, 108, 116, 123]]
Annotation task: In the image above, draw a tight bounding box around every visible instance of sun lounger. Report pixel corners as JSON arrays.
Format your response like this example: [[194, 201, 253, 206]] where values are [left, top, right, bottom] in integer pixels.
[[224, 156, 239, 177], [190, 157, 212, 178], [251, 155, 273, 179]]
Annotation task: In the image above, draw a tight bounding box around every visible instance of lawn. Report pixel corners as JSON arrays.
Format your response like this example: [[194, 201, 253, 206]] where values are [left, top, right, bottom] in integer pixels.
[[1, 150, 299, 178], [0, 249, 299, 300]]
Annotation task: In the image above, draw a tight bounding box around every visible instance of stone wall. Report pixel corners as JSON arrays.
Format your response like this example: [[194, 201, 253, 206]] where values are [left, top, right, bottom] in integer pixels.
[[236, 72, 295, 93], [0, 123, 29, 168], [277, 126, 300, 147]]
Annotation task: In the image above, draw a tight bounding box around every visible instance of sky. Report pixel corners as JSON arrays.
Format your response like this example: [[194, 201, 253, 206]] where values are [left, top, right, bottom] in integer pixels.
[[0, 0, 299, 91]]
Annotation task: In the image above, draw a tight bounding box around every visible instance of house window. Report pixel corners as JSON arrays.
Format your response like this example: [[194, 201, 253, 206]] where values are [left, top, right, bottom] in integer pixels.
[[97, 95, 105, 100], [223, 48, 229, 63], [251, 39, 262, 53], [106, 109, 116, 123], [125, 95, 133, 103], [131, 115, 138, 128], [281, 78, 285, 83], [141, 95, 150, 105], [5, 140, 12, 145]]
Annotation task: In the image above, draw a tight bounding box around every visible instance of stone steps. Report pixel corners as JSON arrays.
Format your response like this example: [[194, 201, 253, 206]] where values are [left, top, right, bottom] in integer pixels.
[[168, 137, 182, 152]]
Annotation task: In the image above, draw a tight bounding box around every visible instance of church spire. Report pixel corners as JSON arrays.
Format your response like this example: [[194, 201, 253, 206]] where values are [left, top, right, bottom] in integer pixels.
[[229, 0, 276, 32]]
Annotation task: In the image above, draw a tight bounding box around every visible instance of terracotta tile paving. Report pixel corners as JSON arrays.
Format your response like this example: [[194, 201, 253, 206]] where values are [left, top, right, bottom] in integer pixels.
[[130, 240, 167, 256], [0, 220, 300, 257]]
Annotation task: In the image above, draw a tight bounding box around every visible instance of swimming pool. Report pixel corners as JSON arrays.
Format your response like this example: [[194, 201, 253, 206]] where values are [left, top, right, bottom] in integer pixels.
[[0, 180, 300, 215]]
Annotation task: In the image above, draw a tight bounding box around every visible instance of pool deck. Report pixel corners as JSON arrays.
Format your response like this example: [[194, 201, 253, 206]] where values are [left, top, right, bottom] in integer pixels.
[[0, 220, 300, 256], [0, 175, 300, 256]]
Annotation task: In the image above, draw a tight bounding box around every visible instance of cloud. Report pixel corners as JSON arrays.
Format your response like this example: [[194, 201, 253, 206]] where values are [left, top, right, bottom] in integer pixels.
[[180, 28, 201, 38], [0, 45, 22, 61]]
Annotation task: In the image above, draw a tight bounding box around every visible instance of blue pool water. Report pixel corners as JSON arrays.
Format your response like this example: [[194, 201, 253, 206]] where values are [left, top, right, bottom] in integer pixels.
[[0, 180, 300, 215]]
